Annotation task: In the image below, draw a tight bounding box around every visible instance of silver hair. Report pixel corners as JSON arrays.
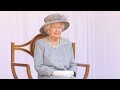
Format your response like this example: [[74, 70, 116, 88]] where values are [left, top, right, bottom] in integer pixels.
[[44, 23, 65, 34]]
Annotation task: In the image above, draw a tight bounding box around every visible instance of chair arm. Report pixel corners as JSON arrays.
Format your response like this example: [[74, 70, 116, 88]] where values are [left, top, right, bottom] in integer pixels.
[[11, 63, 33, 79], [76, 63, 90, 79]]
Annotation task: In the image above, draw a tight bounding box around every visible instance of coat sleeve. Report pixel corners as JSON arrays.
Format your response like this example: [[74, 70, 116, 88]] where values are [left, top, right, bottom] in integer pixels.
[[34, 40, 55, 76], [69, 41, 77, 77]]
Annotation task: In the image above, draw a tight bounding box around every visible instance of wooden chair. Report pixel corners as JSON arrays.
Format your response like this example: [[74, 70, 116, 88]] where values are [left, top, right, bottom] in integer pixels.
[[11, 34, 90, 79]]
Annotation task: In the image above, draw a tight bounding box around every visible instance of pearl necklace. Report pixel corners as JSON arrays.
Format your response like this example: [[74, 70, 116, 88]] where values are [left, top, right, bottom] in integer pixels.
[[48, 37, 60, 48]]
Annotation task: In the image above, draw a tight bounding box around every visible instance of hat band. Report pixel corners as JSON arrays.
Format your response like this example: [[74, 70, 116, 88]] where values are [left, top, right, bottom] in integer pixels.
[[45, 15, 66, 23]]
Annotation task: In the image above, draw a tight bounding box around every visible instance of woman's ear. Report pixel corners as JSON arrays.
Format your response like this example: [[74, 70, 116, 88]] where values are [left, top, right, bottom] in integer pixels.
[[47, 29, 49, 34]]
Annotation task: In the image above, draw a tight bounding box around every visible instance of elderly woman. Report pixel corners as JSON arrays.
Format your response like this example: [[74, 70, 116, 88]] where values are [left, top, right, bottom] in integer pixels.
[[34, 13, 77, 79]]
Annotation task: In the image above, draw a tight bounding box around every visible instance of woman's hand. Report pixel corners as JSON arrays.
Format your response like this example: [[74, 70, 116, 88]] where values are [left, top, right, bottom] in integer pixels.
[[52, 70, 74, 77]]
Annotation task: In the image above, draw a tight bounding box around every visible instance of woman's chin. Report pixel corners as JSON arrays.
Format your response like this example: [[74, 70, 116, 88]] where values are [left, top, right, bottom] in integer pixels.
[[54, 35, 61, 38]]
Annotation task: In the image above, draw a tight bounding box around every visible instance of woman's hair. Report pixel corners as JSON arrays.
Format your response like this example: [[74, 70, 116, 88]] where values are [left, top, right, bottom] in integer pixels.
[[44, 23, 65, 34]]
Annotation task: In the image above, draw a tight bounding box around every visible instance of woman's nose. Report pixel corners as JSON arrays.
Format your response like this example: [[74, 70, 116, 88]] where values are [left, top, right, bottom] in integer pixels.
[[56, 28, 60, 31]]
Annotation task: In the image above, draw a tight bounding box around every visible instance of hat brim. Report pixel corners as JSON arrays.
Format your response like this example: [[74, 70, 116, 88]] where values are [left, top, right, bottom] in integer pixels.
[[39, 20, 70, 35]]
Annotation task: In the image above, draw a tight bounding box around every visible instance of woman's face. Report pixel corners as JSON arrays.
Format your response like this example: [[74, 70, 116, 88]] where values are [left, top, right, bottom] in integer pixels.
[[48, 22, 63, 38]]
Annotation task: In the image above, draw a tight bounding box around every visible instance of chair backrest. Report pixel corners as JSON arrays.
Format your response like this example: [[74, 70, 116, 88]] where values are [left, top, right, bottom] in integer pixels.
[[30, 34, 75, 57], [11, 34, 75, 79]]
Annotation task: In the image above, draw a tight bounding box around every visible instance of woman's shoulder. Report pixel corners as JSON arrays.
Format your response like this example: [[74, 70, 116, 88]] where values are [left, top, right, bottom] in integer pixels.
[[60, 37, 71, 45], [35, 36, 48, 44]]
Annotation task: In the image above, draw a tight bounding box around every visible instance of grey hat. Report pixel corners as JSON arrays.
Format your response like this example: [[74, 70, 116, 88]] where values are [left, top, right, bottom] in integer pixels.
[[40, 13, 70, 35]]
